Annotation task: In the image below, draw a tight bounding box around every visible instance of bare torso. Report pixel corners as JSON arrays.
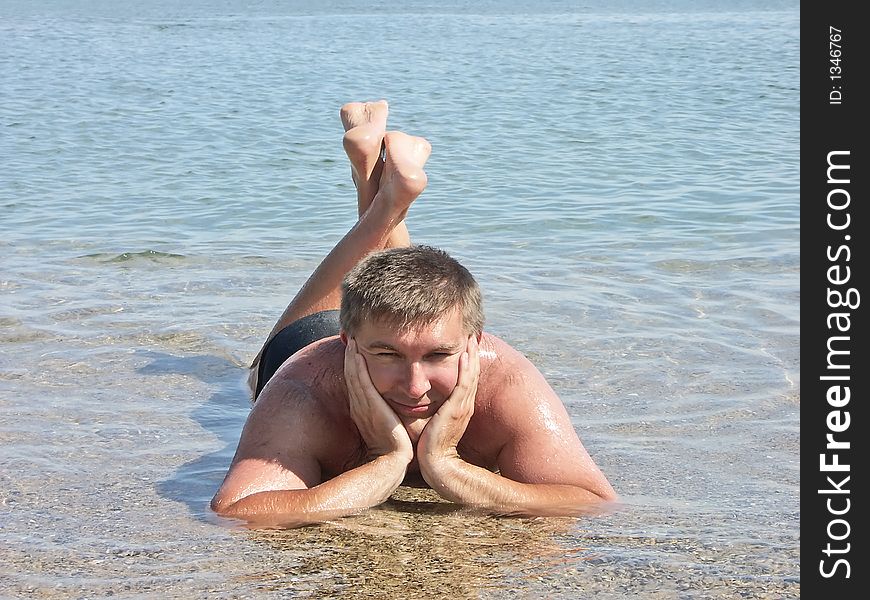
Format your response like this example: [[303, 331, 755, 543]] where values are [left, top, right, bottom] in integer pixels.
[[211, 102, 616, 522], [264, 332, 537, 484]]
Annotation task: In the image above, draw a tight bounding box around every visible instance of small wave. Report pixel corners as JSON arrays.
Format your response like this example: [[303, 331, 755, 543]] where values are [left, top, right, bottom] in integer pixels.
[[78, 250, 188, 264], [652, 256, 792, 275], [0, 318, 57, 344], [154, 23, 190, 31]]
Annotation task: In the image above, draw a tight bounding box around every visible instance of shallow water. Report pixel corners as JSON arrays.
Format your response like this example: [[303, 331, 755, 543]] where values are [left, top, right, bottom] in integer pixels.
[[1, 0, 799, 597]]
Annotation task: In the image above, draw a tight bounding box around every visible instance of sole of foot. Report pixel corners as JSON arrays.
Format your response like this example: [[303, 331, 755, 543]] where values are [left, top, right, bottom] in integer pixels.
[[377, 131, 431, 212], [340, 100, 389, 184]]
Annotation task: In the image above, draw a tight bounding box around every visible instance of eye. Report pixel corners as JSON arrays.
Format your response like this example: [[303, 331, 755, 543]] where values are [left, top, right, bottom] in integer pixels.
[[426, 352, 453, 361]]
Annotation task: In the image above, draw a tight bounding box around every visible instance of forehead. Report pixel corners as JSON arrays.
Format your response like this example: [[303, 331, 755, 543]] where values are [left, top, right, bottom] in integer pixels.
[[357, 310, 466, 349]]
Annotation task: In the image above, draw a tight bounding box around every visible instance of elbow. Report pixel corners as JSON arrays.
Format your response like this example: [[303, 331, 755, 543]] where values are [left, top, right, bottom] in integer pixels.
[[598, 489, 618, 503], [210, 492, 241, 517], [210, 495, 229, 515], [595, 481, 618, 503]]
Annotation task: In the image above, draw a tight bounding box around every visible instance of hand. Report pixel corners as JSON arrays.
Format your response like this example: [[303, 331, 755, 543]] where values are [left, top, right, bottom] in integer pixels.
[[344, 338, 413, 462], [418, 335, 480, 466]]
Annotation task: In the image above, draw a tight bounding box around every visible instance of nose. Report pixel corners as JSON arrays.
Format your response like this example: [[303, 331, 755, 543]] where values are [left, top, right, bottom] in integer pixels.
[[403, 361, 432, 399]]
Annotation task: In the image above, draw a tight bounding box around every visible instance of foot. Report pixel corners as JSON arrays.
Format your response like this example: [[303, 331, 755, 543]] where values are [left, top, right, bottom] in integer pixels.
[[376, 131, 431, 215], [340, 100, 389, 188]]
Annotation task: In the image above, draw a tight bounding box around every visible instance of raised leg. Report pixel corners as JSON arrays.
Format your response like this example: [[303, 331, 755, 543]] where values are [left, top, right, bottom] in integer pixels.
[[340, 100, 410, 249], [251, 129, 431, 377]]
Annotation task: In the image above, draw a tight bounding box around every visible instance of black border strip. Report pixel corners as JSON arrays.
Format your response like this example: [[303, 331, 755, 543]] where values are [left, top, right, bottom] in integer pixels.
[[802, 2, 866, 596]]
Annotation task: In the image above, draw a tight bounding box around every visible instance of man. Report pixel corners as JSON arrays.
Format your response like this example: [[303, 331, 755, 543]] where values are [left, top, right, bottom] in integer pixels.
[[211, 101, 616, 526]]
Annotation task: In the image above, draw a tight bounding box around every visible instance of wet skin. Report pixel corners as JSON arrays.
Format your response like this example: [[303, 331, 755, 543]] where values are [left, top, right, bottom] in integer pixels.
[[345, 312, 468, 437], [222, 323, 615, 496], [215, 101, 615, 523]]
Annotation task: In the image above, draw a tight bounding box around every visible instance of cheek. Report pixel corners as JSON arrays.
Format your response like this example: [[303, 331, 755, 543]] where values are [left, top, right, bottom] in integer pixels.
[[426, 362, 460, 393], [366, 361, 402, 392]]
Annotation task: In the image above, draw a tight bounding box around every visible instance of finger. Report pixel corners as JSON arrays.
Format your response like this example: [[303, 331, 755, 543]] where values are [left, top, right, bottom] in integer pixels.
[[354, 351, 379, 398], [463, 350, 477, 409], [344, 338, 358, 382], [460, 338, 479, 406], [458, 347, 472, 386], [470, 336, 480, 377], [468, 334, 479, 356], [443, 350, 472, 407], [344, 339, 366, 403]]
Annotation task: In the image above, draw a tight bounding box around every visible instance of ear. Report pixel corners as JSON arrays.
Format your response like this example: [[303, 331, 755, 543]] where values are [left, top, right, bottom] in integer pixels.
[[339, 330, 349, 345], [476, 330, 483, 344]]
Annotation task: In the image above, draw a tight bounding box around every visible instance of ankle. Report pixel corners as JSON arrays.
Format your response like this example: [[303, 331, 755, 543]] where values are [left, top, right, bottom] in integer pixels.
[[368, 191, 409, 222]]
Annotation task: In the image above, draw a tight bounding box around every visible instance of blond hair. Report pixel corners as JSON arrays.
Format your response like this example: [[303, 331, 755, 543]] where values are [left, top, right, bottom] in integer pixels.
[[340, 245, 484, 336]]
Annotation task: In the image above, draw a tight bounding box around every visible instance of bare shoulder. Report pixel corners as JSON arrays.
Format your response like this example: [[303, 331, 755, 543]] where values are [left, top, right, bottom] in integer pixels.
[[473, 333, 615, 498], [476, 333, 556, 413], [254, 339, 362, 471], [211, 377, 326, 511], [212, 350, 361, 512], [464, 332, 562, 456], [237, 375, 336, 466], [256, 337, 348, 419]]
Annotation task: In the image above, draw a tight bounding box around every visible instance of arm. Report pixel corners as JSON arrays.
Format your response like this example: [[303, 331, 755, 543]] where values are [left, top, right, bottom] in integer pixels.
[[417, 337, 616, 515], [212, 341, 413, 526], [212, 451, 410, 527]]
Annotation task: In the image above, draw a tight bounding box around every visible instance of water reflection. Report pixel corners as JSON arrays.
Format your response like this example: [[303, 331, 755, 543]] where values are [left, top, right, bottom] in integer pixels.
[[239, 488, 590, 598]]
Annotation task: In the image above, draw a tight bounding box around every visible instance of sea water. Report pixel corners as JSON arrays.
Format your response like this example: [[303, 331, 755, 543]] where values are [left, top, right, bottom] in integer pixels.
[[1, 0, 799, 597]]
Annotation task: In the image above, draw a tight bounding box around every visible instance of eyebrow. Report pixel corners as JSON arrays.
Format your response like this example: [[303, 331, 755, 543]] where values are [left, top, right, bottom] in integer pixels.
[[367, 342, 399, 351], [367, 341, 463, 354]]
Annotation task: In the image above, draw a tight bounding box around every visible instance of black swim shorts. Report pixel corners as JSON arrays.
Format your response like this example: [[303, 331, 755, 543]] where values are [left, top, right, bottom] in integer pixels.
[[255, 309, 341, 397]]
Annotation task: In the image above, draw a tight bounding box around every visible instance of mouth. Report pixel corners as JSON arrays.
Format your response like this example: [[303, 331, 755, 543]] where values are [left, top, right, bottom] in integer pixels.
[[388, 400, 432, 416]]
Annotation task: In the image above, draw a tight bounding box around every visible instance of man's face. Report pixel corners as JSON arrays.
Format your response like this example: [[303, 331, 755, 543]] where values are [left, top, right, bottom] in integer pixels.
[[349, 309, 469, 422]]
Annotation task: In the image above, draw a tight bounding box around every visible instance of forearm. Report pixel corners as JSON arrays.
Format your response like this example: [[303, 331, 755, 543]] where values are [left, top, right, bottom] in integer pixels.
[[216, 452, 409, 525], [421, 456, 612, 515]]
